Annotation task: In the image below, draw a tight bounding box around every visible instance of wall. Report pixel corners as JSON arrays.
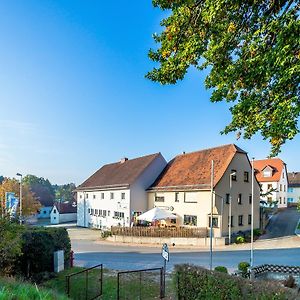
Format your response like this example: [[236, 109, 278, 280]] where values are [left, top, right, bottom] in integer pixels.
[[59, 213, 77, 223], [37, 206, 52, 219], [287, 186, 300, 204]]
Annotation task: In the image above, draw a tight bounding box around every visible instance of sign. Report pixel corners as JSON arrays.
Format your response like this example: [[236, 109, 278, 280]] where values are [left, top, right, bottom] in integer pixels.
[[161, 243, 169, 262]]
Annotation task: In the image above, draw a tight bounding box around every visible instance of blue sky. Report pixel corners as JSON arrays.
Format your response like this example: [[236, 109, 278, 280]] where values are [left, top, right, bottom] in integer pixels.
[[0, 1, 299, 184]]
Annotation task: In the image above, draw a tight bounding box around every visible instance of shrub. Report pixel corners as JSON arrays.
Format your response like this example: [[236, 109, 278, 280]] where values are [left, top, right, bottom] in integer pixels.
[[253, 228, 262, 236], [101, 230, 112, 238], [214, 266, 228, 273], [175, 264, 296, 299], [236, 236, 245, 244], [238, 261, 250, 274], [283, 275, 296, 288]]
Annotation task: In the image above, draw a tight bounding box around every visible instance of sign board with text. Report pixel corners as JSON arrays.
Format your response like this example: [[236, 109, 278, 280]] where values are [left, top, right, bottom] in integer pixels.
[[161, 243, 169, 262]]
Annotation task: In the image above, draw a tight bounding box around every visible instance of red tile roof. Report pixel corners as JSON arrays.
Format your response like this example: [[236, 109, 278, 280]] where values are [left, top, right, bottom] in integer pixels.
[[149, 144, 246, 191], [288, 172, 300, 187], [54, 201, 77, 214], [253, 158, 286, 182], [78, 153, 162, 190]]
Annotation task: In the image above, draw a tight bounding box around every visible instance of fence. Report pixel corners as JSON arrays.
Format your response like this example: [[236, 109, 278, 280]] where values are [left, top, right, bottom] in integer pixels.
[[117, 267, 164, 300], [111, 226, 207, 238], [66, 264, 103, 300]]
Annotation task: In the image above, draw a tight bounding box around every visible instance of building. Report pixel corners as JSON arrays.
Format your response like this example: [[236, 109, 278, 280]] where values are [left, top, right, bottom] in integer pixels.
[[147, 144, 260, 238], [50, 201, 77, 224], [37, 206, 52, 219], [76, 153, 167, 229], [287, 172, 300, 205], [253, 158, 288, 208]]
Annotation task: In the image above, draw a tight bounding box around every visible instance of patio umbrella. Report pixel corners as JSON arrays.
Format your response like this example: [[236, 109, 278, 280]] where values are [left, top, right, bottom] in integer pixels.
[[136, 207, 177, 222]]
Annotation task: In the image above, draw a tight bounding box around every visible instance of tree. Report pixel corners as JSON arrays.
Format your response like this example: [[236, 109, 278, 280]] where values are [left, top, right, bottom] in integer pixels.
[[23, 175, 55, 207], [147, 1, 300, 155], [0, 178, 41, 216], [54, 183, 76, 203], [0, 176, 4, 184]]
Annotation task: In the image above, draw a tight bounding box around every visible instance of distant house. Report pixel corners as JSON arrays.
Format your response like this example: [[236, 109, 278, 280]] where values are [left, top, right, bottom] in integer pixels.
[[76, 153, 167, 229], [287, 172, 300, 205], [37, 207, 52, 219], [253, 158, 288, 208], [50, 201, 77, 224], [147, 144, 260, 238]]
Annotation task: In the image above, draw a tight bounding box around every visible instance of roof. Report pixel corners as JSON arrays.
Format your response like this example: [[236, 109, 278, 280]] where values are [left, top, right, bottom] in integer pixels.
[[288, 172, 300, 187], [53, 201, 77, 214], [253, 158, 286, 182], [149, 144, 247, 191], [77, 153, 162, 190]]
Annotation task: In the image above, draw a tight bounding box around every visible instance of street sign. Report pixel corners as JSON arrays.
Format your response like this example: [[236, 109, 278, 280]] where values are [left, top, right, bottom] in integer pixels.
[[161, 243, 169, 262]]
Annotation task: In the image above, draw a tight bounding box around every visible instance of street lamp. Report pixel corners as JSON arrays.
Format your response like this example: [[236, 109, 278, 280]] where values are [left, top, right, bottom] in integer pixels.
[[209, 160, 214, 271], [250, 158, 255, 268], [16, 173, 22, 224], [229, 171, 236, 244]]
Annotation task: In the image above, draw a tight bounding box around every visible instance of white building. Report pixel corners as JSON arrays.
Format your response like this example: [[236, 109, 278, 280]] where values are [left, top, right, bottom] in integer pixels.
[[50, 201, 77, 224], [76, 153, 167, 229], [288, 172, 300, 205], [253, 158, 288, 208], [37, 206, 52, 219]]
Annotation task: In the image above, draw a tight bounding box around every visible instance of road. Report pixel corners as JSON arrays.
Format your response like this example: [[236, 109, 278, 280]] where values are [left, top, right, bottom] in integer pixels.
[[260, 207, 300, 239]]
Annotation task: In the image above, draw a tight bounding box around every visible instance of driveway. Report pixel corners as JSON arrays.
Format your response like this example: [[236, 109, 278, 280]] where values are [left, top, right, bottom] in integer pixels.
[[260, 207, 300, 239]]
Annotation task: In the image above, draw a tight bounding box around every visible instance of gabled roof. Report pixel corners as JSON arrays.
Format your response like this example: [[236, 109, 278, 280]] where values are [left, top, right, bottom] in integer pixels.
[[253, 158, 286, 182], [53, 201, 77, 214], [77, 153, 162, 190], [149, 144, 247, 191], [288, 172, 300, 187]]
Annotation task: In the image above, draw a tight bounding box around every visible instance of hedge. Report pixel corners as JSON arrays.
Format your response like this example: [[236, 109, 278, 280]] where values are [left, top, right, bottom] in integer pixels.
[[175, 264, 298, 300]]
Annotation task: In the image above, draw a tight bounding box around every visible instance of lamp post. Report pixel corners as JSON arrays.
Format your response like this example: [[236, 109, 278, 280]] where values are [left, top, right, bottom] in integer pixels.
[[209, 160, 214, 271], [250, 158, 255, 268], [16, 173, 22, 224], [229, 171, 236, 244]]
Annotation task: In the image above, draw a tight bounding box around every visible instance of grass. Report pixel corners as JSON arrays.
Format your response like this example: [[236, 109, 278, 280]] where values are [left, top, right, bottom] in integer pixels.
[[0, 277, 68, 300], [43, 267, 175, 300]]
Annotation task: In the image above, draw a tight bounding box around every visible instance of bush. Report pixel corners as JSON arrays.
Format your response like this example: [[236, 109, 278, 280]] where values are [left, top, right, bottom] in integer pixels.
[[238, 261, 250, 273], [101, 230, 112, 238], [175, 264, 297, 299], [283, 275, 296, 288], [236, 236, 245, 244], [214, 266, 228, 273], [253, 228, 262, 236]]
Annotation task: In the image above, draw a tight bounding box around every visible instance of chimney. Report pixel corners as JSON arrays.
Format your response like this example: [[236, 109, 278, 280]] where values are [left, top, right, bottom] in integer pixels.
[[120, 157, 128, 164]]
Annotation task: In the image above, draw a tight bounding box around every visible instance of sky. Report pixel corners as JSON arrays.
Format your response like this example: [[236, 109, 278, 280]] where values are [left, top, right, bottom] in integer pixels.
[[0, 1, 299, 185]]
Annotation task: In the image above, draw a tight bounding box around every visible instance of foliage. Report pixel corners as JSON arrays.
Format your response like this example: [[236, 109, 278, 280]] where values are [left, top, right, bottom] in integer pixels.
[[238, 261, 250, 274], [0, 277, 68, 300], [53, 183, 76, 203], [214, 266, 228, 273], [175, 264, 296, 299], [236, 236, 245, 244], [283, 275, 296, 288], [147, 1, 300, 156], [253, 228, 262, 236], [0, 177, 41, 216], [101, 230, 112, 238], [23, 175, 55, 207], [0, 219, 24, 276]]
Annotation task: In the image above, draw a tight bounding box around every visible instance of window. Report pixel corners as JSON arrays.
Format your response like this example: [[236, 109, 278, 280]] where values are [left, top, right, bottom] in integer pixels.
[[99, 209, 102, 216], [279, 197, 282, 204], [283, 185, 286, 192], [267, 197, 272, 203], [114, 211, 125, 218], [80, 194, 82, 199], [280, 184, 282, 191], [263, 170, 272, 177], [86, 193, 89, 199], [238, 215, 243, 226], [248, 214, 251, 225], [288, 198, 294, 202], [208, 217, 219, 228], [155, 196, 165, 202], [108, 210, 110, 216], [267, 184, 272, 190], [53, 209, 57, 213], [175, 192, 179, 202], [43, 211, 46, 214], [288, 187, 293, 193], [101, 193, 104, 199], [183, 215, 197, 226], [110, 192, 114, 200], [231, 170, 237, 181], [284, 197, 286, 204], [95, 209, 98, 215], [228, 216, 234, 227], [238, 194, 242, 205], [170, 214, 177, 224], [244, 172, 249, 182], [121, 193, 125, 200], [225, 194, 230, 204], [103, 210, 107, 217], [91, 209, 94, 215], [88, 208, 91, 214], [249, 194, 252, 204], [93, 194, 96, 199]]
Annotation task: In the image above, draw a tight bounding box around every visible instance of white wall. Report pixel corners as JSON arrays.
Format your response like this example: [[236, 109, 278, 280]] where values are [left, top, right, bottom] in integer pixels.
[[288, 186, 300, 203], [50, 206, 77, 224]]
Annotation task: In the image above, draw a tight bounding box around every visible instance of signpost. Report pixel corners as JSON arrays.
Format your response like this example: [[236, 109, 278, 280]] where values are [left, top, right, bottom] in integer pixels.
[[161, 243, 169, 298]]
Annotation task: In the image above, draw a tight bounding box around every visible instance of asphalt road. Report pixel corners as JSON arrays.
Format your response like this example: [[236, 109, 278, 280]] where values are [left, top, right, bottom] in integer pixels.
[[74, 247, 300, 273], [260, 207, 300, 239]]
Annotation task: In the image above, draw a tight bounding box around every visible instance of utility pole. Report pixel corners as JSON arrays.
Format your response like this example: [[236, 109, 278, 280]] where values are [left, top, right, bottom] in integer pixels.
[[209, 160, 214, 271], [250, 158, 255, 268]]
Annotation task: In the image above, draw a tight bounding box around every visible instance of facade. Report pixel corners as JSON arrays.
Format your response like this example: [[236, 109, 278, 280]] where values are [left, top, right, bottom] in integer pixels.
[[253, 158, 288, 208], [287, 172, 300, 204], [76, 153, 167, 229], [37, 206, 52, 219], [50, 201, 77, 224], [147, 144, 260, 238]]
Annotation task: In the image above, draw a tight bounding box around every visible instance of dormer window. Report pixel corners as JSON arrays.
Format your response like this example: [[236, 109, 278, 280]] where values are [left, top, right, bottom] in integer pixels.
[[263, 166, 273, 177]]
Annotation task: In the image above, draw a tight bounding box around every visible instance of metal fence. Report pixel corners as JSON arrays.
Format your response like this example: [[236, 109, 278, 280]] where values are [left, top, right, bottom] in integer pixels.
[[111, 226, 207, 238], [66, 264, 103, 300], [117, 267, 164, 300]]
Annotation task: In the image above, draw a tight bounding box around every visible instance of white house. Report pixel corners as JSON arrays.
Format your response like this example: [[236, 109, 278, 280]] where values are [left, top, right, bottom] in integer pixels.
[[147, 144, 261, 238], [76, 153, 167, 229], [50, 201, 77, 224], [288, 172, 300, 205], [253, 158, 288, 208], [37, 206, 52, 219]]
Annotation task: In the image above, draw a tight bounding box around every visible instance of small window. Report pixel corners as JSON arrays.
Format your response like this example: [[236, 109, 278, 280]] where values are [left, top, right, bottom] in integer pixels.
[[80, 194, 82, 199], [279, 197, 282, 204], [108, 210, 110, 216], [238, 194, 242, 205], [208, 217, 219, 228], [103, 210, 106, 217], [155, 196, 165, 202], [283, 185, 286, 192], [288, 187, 293, 193], [228, 216, 234, 227], [238, 215, 243, 226], [43, 211, 46, 214], [54, 217, 56, 219], [231, 170, 237, 181], [86, 193, 89, 199], [183, 215, 197, 226], [225, 193, 230, 204], [280, 184, 282, 192], [263, 170, 272, 177], [95, 209, 98, 215], [284, 197, 286, 204], [110, 192, 114, 200], [267, 197, 272, 203], [175, 192, 179, 202], [267, 184, 272, 190], [249, 194, 252, 204], [244, 172, 249, 182], [121, 193, 125, 200], [88, 208, 91, 214], [93, 194, 96, 199], [248, 214, 251, 225], [53, 209, 57, 213], [91, 208, 94, 215], [99, 209, 102, 216], [101, 193, 104, 199]]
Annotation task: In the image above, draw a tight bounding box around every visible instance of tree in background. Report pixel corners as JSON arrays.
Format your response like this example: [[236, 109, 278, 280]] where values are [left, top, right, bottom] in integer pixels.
[[0, 178, 41, 216], [53, 183, 76, 203], [147, 1, 300, 155], [23, 175, 55, 207], [0, 176, 4, 184]]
